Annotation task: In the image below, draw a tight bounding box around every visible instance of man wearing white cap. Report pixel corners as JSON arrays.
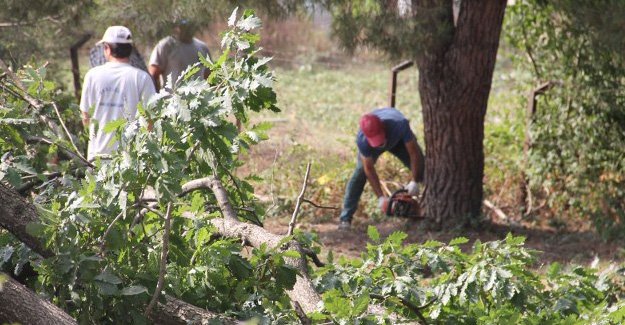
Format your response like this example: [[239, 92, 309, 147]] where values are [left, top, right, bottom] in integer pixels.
[[80, 26, 156, 161]]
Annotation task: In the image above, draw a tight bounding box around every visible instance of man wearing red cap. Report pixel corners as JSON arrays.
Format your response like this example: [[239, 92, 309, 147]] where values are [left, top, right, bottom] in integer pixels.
[[338, 107, 424, 230]]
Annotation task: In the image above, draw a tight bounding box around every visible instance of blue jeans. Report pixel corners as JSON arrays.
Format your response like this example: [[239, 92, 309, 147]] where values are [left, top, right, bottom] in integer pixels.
[[338, 143, 424, 223]]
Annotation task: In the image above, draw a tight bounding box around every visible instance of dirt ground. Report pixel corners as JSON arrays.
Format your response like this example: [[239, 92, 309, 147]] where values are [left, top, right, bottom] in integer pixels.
[[264, 214, 624, 267]]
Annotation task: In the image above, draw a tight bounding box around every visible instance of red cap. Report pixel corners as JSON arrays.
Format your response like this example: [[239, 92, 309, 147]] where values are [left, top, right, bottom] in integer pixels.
[[360, 114, 386, 147]]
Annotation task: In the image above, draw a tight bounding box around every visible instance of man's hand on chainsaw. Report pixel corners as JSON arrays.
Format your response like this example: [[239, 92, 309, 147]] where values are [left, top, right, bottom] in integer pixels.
[[405, 180, 419, 195], [378, 196, 388, 212]]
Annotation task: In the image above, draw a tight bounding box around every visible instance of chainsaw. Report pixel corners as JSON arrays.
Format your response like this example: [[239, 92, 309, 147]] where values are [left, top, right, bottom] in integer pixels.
[[384, 189, 422, 219]]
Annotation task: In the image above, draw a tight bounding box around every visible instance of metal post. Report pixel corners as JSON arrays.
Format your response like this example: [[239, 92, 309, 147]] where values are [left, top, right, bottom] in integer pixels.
[[388, 60, 414, 108], [70, 33, 92, 101]]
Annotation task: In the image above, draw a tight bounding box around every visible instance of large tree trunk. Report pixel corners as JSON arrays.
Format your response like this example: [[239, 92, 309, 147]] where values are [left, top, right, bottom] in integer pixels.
[[0, 272, 77, 324], [415, 0, 507, 227]]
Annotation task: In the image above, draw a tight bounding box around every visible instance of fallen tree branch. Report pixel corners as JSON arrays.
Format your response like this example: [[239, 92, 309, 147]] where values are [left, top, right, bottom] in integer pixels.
[[0, 183, 53, 258], [209, 217, 322, 314], [179, 177, 216, 197], [483, 199, 509, 222], [292, 301, 311, 325], [0, 60, 61, 134], [146, 203, 173, 317], [302, 247, 325, 267], [302, 199, 338, 210], [0, 58, 90, 165], [0, 272, 77, 324], [16, 170, 62, 194], [50, 102, 86, 162], [0, 183, 236, 324], [152, 295, 239, 325], [0, 21, 30, 28], [289, 162, 311, 236]]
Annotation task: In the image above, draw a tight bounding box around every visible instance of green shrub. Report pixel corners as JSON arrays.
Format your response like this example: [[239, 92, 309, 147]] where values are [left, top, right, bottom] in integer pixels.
[[505, 0, 625, 237]]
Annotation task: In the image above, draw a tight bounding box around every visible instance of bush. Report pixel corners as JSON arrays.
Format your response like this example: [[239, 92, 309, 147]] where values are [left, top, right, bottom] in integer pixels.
[[505, 0, 625, 237]]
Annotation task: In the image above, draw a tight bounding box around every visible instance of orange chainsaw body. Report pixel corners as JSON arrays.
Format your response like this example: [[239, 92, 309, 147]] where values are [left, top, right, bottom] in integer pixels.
[[384, 189, 422, 218]]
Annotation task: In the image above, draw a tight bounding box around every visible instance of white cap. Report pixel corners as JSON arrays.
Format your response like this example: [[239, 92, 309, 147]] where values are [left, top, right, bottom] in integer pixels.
[[97, 26, 133, 44]]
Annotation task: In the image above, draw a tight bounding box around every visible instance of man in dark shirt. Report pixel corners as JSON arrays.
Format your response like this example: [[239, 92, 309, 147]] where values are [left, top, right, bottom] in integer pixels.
[[338, 108, 425, 230]]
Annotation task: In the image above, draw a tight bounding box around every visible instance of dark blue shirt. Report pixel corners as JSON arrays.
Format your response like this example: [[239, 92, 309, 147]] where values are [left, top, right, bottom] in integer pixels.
[[356, 108, 416, 158]]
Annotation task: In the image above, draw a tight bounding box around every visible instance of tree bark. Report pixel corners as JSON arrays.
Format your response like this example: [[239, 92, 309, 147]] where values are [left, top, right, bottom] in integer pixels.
[[0, 272, 77, 324], [152, 296, 238, 325], [0, 183, 53, 258], [415, 0, 507, 227]]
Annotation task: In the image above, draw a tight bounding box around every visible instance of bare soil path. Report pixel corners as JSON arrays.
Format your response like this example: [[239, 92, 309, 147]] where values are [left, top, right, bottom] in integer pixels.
[[264, 216, 623, 267]]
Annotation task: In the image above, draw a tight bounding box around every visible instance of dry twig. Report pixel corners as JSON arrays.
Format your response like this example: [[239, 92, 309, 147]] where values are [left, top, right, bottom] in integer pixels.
[[288, 162, 311, 236], [483, 199, 509, 222], [145, 203, 173, 317], [292, 301, 311, 325], [302, 199, 338, 210], [50, 102, 86, 162], [99, 210, 126, 256], [302, 247, 325, 267]]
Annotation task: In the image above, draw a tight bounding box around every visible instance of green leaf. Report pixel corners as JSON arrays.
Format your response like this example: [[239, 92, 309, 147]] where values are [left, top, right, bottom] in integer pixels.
[[449, 237, 469, 246], [609, 305, 625, 322], [282, 250, 301, 259], [386, 231, 407, 245], [352, 293, 370, 316], [120, 285, 148, 296], [228, 255, 252, 280], [25, 222, 46, 238], [13, 161, 37, 175], [95, 280, 119, 296], [104, 226, 124, 251], [95, 270, 122, 284], [367, 225, 380, 242], [0, 246, 14, 266], [322, 289, 350, 317], [5, 168, 22, 187], [505, 234, 526, 246], [182, 65, 201, 81], [237, 15, 261, 31], [308, 312, 329, 322], [0, 273, 7, 290], [275, 265, 297, 290], [102, 119, 126, 133]]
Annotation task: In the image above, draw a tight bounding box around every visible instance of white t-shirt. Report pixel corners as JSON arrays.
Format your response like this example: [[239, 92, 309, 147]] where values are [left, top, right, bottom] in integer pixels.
[[80, 62, 155, 161], [149, 36, 211, 85]]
